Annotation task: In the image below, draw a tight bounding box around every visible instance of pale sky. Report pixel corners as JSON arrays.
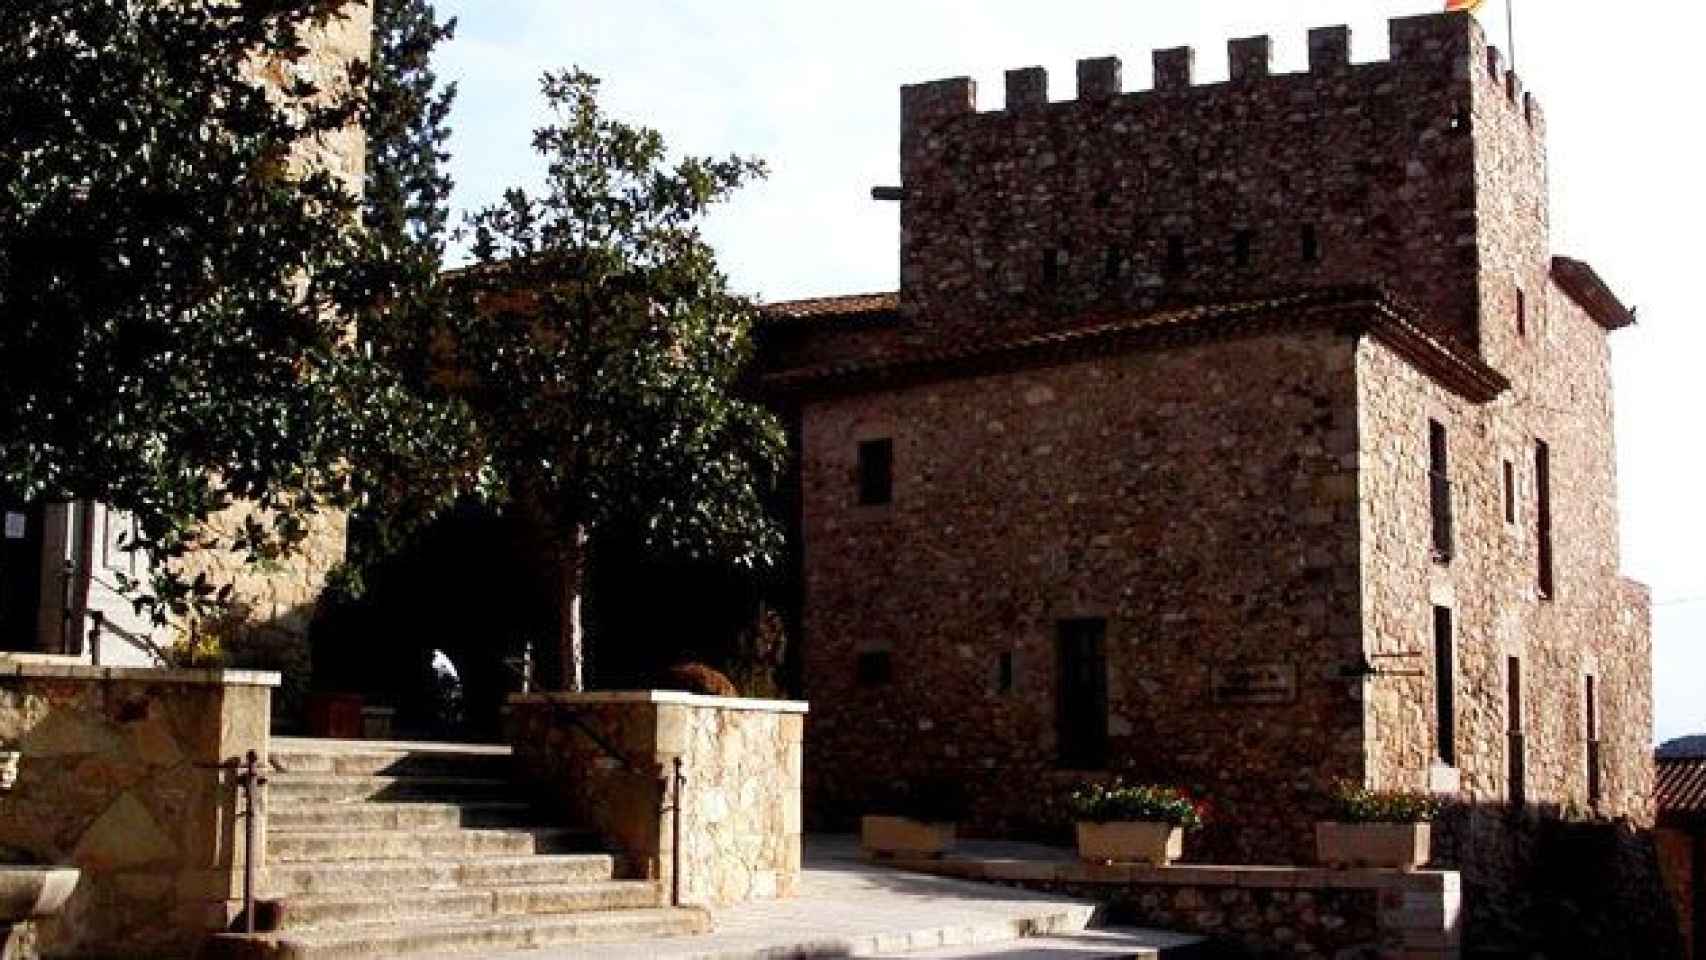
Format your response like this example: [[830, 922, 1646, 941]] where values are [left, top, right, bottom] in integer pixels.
[[436, 0, 1704, 743]]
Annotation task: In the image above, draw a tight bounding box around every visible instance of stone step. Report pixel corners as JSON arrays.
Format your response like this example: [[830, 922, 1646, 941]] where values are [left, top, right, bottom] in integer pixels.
[[265, 854, 618, 898], [268, 801, 544, 833], [266, 775, 522, 806], [267, 827, 584, 863], [274, 880, 664, 931], [205, 906, 711, 959], [270, 738, 515, 780]]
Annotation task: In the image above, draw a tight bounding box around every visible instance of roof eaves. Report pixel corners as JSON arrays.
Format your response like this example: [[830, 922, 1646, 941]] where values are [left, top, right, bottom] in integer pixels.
[[1552, 256, 1636, 331]]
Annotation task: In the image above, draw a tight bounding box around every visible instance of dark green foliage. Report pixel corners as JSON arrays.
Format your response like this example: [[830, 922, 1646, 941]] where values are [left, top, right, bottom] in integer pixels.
[[0, 0, 387, 621], [449, 70, 786, 689], [1327, 781, 1442, 823], [1067, 780, 1207, 828]]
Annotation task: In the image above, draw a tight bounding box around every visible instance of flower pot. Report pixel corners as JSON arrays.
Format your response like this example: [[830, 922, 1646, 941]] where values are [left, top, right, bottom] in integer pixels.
[[1076, 821, 1184, 865], [860, 815, 956, 858], [1316, 821, 1432, 870]]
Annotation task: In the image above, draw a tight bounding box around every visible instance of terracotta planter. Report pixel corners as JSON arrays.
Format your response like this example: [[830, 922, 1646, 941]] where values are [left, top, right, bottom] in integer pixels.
[[1076, 820, 1184, 865], [1316, 821, 1432, 870], [860, 815, 956, 858]]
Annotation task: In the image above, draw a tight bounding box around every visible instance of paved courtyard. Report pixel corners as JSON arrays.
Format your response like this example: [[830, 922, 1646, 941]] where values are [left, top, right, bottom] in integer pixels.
[[447, 836, 1200, 959]]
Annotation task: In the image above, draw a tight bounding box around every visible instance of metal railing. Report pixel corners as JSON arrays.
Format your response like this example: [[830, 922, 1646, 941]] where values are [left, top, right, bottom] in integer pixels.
[[198, 750, 268, 934]]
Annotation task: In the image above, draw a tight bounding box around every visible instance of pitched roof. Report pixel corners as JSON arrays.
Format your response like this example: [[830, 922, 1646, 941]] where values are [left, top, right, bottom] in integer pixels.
[[1658, 756, 1706, 823], [761, 292, 899, 325], [1659, 735, 1706, 760], [1552, 257, 1636, 331], [762, 286, 1510, 404]]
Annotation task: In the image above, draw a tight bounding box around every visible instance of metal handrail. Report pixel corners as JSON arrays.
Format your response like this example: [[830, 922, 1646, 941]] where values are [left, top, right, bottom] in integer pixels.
[[85, 610, 172, 667], [498, 651, 687, 908], [198, 750, 267, 934]]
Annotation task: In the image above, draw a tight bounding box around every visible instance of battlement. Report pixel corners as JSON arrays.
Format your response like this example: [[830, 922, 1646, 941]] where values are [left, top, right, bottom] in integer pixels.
[[901, 13, 1540, 134]]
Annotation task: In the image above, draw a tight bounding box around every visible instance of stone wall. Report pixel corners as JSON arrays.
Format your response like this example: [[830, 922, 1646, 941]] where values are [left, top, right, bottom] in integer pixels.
[[897, 13, 1515, 350], [891, 855, 1461, 960], [507, 691, 805, 907], [1659, 827, 1698, 960], [0, 657, 277, 958], [797, 327, 1367, 863]]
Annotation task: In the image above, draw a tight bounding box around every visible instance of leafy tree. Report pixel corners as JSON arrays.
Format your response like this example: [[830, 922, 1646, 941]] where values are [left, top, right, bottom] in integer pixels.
[[0, 0, 447, 624], [450, 70, 785, 691], [340, 0, 470, 581]]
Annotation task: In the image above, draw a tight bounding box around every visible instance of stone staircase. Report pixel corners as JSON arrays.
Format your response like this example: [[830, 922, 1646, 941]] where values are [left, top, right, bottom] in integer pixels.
[[207, 737, 708, 959]]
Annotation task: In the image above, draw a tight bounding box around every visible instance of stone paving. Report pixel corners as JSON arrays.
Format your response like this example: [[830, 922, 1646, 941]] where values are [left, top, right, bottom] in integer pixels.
[[443, 837, 1201, 959]]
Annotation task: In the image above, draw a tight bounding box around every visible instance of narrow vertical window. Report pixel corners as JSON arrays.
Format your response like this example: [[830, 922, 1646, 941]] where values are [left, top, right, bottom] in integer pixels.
[[1056, 619, 1109, 770], [1585, 674, 1602, 807], [1516, 287, 1528, 337], [1429, 420, 1453, 562], [1301, 223, 1321, 263], [1507, 656, 1526, 807], [1103, 247, 1123, 283], [997, 652, 1015, 694], [857, 439, 893, 506], [1165, 236, 1186, 276], [1042, 248, 1061, 288], [1233, 230, 1253, 269], [1536, 440, 1554, 598], [1434, 606, 1456, 767], [1503, 460, 1517, 525]]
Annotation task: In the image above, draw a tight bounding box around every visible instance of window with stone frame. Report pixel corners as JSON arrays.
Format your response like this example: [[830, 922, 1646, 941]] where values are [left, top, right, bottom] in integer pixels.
[[1536, 439, 1555, 599], [1586, 674, 1602, 807], [1507, 656, 1526, 807], [856, 650, 893, 688], [1056, 619, 1109, 770], [1434, 606, 1457, 767], [857, 438, 894, 507], [1503, 459, 1517, 526], [1429, 420, 1453, 562]]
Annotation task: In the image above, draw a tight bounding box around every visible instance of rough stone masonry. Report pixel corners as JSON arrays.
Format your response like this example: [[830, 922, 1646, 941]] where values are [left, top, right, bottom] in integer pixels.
[[759, 10, 1652, 947]]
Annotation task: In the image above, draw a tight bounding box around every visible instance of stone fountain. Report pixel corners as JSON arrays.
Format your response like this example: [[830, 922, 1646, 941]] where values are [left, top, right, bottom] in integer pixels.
[[0, 750, 80, 960]]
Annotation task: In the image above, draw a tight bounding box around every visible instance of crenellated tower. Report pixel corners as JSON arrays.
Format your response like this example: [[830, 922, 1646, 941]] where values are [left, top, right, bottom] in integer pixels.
[[897, 12, 1546, 361]]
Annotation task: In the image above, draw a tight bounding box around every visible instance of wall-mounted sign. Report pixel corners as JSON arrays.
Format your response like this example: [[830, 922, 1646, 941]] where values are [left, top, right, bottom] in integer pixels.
[[1212, 662, 1298, 705], [3, 513, 25, 540]]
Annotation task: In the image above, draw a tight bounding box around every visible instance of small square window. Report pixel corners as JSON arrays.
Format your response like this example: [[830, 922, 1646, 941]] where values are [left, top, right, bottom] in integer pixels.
[[856, 651, 893, 688], [857, 439, 893, 507]]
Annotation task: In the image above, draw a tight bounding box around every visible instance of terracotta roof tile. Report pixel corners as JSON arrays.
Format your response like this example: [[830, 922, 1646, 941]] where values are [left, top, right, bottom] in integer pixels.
[[761, 292, 899, 324], [1658, 757, 1706, 818]]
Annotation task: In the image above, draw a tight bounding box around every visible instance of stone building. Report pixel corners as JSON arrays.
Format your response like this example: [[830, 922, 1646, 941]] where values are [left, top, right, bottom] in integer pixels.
[[0, 5, 369, 667], [761, 8, 1652, 883], [1659, 740, 1706, 959]]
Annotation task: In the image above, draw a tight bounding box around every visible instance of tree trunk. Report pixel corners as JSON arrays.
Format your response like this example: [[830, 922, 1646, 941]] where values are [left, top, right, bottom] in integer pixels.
[[555, 525, 587, 692]]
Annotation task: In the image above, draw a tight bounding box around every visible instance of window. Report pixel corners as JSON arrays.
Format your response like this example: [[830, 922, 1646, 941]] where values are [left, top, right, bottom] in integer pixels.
[[1508, 656, 1526, 807], [1056, 619, 1109, 769], [1301, 224, 1321, 263], [1165, 236, 1186, 276], [1516, 287, 1528, 337], [1503, 460, 1517, 525], [1233, 230, 1253, 269], [1104, 247, 1123, 283], [1429, 420, 1453, 562], [857, 439, 893, 507], [1434, 606, 1456, 767], [997, 652, 1015, 694], [856, 651, 893, 688], [1536, 440, 1554, 598], [1586, 674, 1602, 806]]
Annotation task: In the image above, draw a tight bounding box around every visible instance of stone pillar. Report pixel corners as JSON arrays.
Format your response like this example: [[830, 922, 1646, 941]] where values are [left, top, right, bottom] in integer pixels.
[[0, 657, 277, 958], [508, 691, 807, 907]]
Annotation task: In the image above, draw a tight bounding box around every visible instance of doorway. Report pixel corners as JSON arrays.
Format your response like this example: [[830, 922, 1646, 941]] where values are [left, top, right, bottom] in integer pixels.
[[0, 503, 45, 653]]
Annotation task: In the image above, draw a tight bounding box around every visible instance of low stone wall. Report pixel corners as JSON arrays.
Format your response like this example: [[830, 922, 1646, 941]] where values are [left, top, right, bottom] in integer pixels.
[[508, 691, 806, 907], [0, 656, 277, 958], [888, 854, 1460, 960]]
